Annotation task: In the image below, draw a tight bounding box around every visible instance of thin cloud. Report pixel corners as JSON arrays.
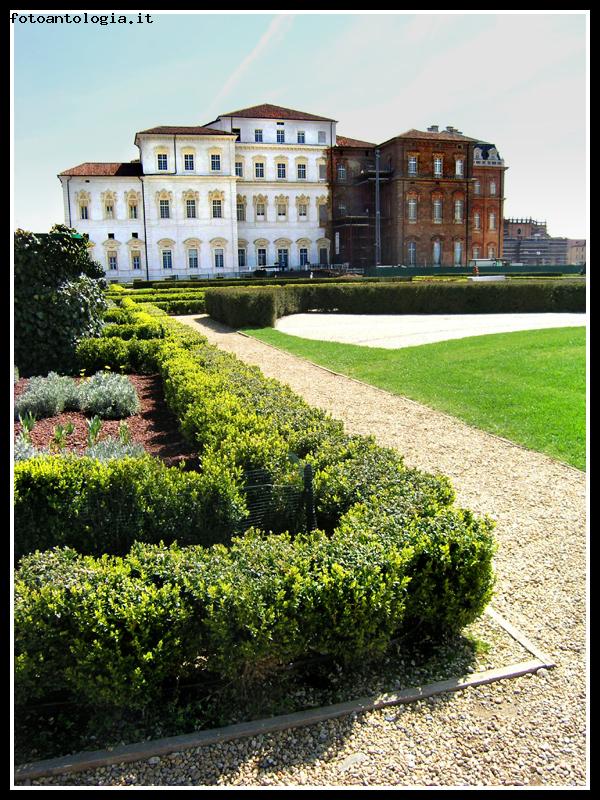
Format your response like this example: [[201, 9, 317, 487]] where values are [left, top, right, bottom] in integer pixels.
[[210, 15, 294, 112]]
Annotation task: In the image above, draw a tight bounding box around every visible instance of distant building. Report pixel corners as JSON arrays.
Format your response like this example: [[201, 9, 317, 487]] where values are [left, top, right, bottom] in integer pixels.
[[502, 218, 572, 266], [568, 239, 586, 265]]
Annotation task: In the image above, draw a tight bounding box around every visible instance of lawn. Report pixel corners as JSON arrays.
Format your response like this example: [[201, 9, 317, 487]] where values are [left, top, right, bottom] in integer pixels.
[[244, 326, 586, 470]]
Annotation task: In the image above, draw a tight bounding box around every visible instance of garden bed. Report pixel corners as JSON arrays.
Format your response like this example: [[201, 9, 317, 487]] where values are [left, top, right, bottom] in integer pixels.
[[14, 374, 197, 468]]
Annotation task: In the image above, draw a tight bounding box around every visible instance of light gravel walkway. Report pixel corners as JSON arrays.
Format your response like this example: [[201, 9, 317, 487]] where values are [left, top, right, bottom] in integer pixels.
[[27, 316, 587, 788], [275, 312, 586, 349]]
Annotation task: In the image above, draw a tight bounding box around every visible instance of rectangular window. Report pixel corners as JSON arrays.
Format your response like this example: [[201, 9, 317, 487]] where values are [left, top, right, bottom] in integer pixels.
[[319, 163, 327, 180], [188, 249, 198, 270], [254, 129, 263, 143], [131, 251, 141, 271], [297, 131, 305, 144], [408, 198, 417, 222], [160, 200, 170, 219], [489, 212, 496, 230], [256, 203, 265, 218], [473, 246, 480, 260], [277, 129, 285, 144], [211, 154, 221, 171], [277, 163, 286, 179], [335, 231, 340, 255], [162, 250, 172, 270], [297, 163, 306, 180], [108, 252, 118, 271], [490, 181, 497, 196], [454, 200, 463, 223], [454, 241, 462, 265], [132, 232, 138, 239], [232, 128, 241, 141], [277, 203, 286, 217], [214, 249, 224, 269], [408, 156, 418, 175], [298, 203, 307, 218], [277, 249, 289, 268], [255, 162, 265, 178], [212, 200, 222, 218], [257, 248, 267, 266], [455, 159, 464, 176], [129, 204, 138, 219], [80, 206, 88, 220], [157, 154, 168, 171], [237, 203, 245, 222], [184, 154, 194, 171], [433, 199, 442, 223], [474, 212, 481, 230], [474, 180, 480, 195], [318, 131, 326, 144], [235, 161, 243, 177], [106, 205, 114, 219], [238, 248, 246, 268], [108, 233, 115, 239], [186, 199, 196, 219], [337, 163, 346, 182], [408, 242, 416, 265], [300, 247, 309, 266], [433, 156, 443, 176]]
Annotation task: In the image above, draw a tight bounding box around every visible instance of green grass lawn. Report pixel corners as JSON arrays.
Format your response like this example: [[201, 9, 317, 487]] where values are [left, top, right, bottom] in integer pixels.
[[244, 326, 586, 470]]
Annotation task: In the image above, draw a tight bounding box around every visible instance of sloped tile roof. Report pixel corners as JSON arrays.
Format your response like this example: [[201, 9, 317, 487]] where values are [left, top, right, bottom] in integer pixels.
[[136, 125, 233, 136], [395, 128, 478, 142], [335, 135, 376, 148], [219, 103, 336, 122], [58, 162, 143, 177]]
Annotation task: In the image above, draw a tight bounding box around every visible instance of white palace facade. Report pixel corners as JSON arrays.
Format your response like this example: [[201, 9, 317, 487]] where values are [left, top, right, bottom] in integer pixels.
[[58, 104, 336, 281]]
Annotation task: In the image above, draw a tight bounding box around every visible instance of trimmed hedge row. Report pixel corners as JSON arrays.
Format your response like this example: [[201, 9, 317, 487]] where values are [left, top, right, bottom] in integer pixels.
[[15, 307, 497, 718], [204, 280, 586, 328]]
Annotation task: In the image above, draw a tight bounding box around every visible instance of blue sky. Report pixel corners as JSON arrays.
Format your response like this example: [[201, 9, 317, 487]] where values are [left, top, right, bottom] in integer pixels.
[[12, 11, 588, 239]]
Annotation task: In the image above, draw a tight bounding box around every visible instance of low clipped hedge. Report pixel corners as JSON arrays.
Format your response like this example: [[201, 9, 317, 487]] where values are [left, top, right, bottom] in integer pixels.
[[15, 307, 498, 721], [205, 279, 586, 328], [14, 454, 247, 560]]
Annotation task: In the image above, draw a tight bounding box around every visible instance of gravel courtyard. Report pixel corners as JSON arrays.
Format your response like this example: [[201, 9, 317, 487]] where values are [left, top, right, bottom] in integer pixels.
[[24, 315, 587, 788]]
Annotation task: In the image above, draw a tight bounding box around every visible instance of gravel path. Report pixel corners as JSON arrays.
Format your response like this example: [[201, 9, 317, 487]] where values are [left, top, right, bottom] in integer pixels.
[[25, 315, 587, 788]]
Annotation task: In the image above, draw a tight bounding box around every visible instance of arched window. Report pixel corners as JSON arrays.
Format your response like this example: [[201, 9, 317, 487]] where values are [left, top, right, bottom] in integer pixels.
[[407, 241, 417, 265], [433, 240, 442, 266], [454, 240, 462, 266]]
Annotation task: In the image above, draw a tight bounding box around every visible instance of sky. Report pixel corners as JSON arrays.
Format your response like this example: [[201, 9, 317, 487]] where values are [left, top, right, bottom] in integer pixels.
[[11, 10, 588, 239]]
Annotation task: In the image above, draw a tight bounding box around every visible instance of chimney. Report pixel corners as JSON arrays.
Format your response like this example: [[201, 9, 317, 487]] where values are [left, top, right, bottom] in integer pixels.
[[427, 125, 439, 132], [446, 125, 455, 132]]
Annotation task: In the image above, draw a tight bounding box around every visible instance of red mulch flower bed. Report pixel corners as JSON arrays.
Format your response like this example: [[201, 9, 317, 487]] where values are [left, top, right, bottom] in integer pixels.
[[14, 374, 198, 468]]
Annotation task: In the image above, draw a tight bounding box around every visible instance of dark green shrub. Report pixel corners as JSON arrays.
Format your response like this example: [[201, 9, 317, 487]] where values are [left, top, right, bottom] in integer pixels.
[[14, 226, 108, 376], [102, 321, 165, 340], [13, 453, 248, 559], [76, 337, 163, 374]]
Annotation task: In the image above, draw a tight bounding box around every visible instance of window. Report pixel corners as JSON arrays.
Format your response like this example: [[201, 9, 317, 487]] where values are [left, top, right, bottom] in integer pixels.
[[277, 248, 289, 268], [454, 199, 463, 223], [235, 161, 243, 177], [473, 212, 481, 230], [319, 163, 327, 180], [433, 156, 443, 176], [487, 244, 496, 258], [433, 240, 441, 265], [408, 197, 417, 222], [297, 163, 306, 180], [188, 248, 199, 270], [108, 233, 115, 239], [298, 203, 307, 218], [299, 247, 309, 266], [214, 248, 224, 269], [232, 128, 241, 141], [408, 156, 418, 176], [337, 203, 346, 216], [162, 250, 173, 270], [212, 200, 222, 218], [132, 232, 139, 239], [255, 162, 265, 178], [489, 212, 496, 230], [80, 205, 88, 220], [277, 203, 286, 218], [318, 131, 326, 144], [186, 199, 196, 219], [337, 163, 347, 182], [106, 205, 114, 219], [129, 203, 138, 219], [277, 163, 286, 179], [255, 129, 263, 143], [184, 154, 194, 171], [455, 159, 464, 176], [319, 247, 328, 265], [157, 153, 168, 171], [473, 245, 480, 260], [237, 202, 246, 222], [433, 198, 442, 223], [408, 241, 416, 265], [108, 252, 118, 271], [277, 129, 285, 144], [256, 202, 265, 219], [474, 180, 480, 195], [297, 131, 305, 144], [490, 180, 497, 196], [238, 248, 246, 268], [160, 200, 170, 219], [454, 240, 462, 265], [211, 154, 221, 172], [257, 248, 267, 266], [131, 251, 141, 271]]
